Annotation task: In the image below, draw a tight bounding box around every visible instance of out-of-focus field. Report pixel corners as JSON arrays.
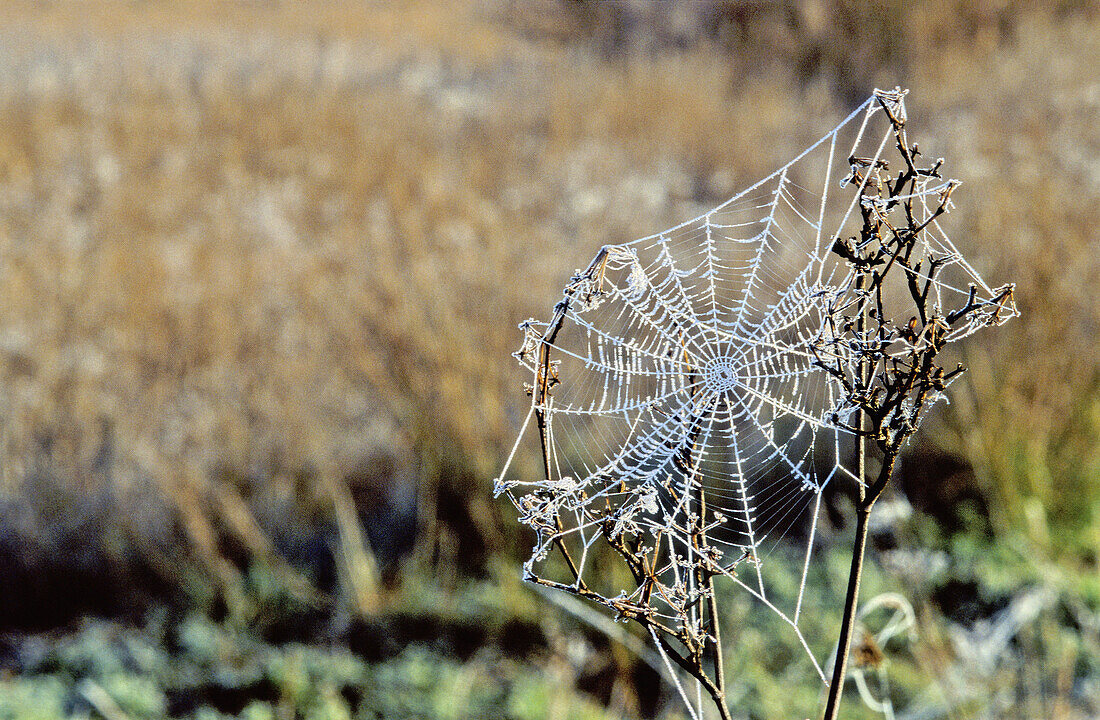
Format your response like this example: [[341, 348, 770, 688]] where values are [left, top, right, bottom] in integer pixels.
[[0, 1, 1097, 718]]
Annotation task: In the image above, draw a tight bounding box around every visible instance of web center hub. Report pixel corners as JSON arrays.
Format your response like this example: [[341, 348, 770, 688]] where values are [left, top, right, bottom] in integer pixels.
[[702, 358, 739, 394]]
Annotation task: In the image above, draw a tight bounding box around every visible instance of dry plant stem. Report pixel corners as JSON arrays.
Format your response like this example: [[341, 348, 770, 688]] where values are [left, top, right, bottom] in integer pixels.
[[670, 400, 731, 720], [653, 633, 730, 719], [707, 574, 727, 714], [690, 400, 733, 719], [821, 95, 994, 716], [527, 249, 735, 719], [694, 462, 731, 720], [823, 269, 871, 720], [823, 506, 869, 720], [821, 454, 897, 720], [509, 89, 1014, 720]]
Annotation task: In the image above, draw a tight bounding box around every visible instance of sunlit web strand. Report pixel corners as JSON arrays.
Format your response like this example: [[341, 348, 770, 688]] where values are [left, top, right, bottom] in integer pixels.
[[498, 88, 1011, 688]]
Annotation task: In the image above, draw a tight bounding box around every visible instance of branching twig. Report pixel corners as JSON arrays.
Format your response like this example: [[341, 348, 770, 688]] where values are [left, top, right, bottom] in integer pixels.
[[819, 89, 1013, 720], [500, 87, 1015, 720]]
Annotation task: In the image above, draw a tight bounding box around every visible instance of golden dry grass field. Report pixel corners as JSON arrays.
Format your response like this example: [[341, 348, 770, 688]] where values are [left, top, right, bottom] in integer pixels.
[[0, 1, 1097, 719]]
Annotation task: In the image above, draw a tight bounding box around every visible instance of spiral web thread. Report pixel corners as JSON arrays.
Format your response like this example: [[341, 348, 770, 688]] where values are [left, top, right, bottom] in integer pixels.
[[495, 89, 1016, 693]]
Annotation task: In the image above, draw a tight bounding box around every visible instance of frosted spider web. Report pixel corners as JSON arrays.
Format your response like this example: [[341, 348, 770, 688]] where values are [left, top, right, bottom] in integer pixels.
[[496, 89, 1015, 694]]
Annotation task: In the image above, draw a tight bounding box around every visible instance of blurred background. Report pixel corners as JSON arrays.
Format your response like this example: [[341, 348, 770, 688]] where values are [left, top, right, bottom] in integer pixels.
[[0, 1, 1097, 718]]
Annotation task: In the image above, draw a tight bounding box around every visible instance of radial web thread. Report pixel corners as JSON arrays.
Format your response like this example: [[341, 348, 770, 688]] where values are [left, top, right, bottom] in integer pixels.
[[496, 88, 1015, 682]]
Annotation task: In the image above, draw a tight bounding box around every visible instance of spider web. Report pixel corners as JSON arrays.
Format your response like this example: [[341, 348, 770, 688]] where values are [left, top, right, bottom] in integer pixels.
[[496, 89, 1014, 689]]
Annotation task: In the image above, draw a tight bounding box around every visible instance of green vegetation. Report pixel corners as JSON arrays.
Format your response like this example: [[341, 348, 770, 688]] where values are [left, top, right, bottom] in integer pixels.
[[0, 608, 620, 720]]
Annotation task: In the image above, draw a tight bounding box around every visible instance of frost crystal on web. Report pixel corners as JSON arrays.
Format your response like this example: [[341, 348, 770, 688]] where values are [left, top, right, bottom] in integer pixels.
[[495, 88, 1016, 700]]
